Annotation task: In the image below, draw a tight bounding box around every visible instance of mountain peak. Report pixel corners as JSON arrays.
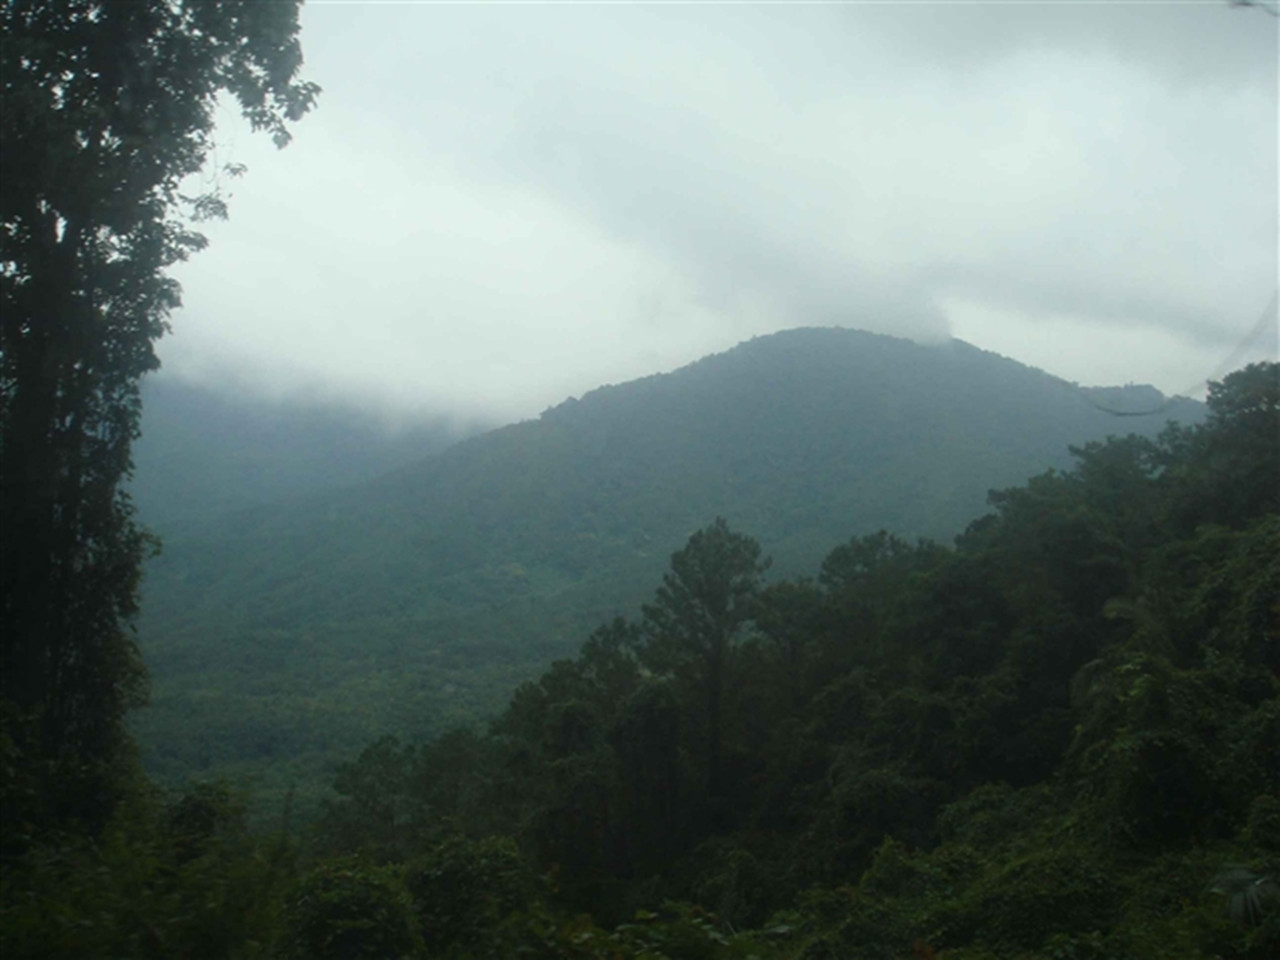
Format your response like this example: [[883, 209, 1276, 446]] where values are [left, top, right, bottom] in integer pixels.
[[135, 332, 1204, 788]]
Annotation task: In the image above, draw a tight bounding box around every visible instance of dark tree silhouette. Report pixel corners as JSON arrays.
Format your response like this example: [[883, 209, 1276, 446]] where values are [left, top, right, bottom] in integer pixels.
[[641, 518, 769, 801], [1, 0, 318, 828]]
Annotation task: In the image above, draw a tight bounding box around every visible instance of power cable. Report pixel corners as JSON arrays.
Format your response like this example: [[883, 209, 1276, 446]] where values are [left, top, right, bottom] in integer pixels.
[[1075, 290, 1278, 418]]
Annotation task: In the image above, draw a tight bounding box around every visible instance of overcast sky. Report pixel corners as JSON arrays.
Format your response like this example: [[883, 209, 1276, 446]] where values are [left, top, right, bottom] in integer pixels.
[[160, 0, 1278, 425]]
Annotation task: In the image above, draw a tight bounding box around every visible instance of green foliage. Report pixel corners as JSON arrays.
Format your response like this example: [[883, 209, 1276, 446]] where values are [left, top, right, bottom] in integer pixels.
[[405, 836, 537, 956], [641, 518, 769, 679], [1243, 794, 1280, 853], [611, 903, 736, 960], [940, 847, 1121, 951], [686, 838, 778, 928], [640, 518, 769, 805], [283, 857, 419, 960], [1, 0, 316, 832], [319, 735, 422, 861], [806, 760, 946, 881], [1068, 652, 1225, 846], [503, 900, 774, 960], [934, 782, 1052, 851], [0, 780, 294, 960], [1172, 362, 1280, 529]]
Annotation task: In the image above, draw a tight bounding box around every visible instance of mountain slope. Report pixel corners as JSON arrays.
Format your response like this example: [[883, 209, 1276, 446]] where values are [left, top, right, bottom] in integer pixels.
[[132, 328, 1204, 800]]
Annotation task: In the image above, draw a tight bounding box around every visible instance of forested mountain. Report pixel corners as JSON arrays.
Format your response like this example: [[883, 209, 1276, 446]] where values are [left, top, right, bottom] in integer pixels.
[[13, 361, 1275, 960], [130, 377, 474, 532], [306, 362, 1276, 958], [132, 328, 1204, 802]]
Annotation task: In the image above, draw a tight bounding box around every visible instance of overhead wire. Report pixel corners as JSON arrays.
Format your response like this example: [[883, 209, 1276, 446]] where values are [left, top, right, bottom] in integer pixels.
[[1074, 290, 1279, 418]]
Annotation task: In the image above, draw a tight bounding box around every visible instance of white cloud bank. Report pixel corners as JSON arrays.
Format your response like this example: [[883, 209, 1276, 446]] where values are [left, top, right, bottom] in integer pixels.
[[162, 2, 1278, 423]]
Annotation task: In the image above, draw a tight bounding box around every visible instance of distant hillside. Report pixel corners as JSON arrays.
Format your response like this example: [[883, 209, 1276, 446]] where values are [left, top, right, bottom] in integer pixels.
[[131, 328, 1204, 805], [130, 377, 474, 533]]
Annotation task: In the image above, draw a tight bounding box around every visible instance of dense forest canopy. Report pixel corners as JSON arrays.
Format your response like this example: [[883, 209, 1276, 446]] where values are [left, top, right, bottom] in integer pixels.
[[128, 328, 1207, 811], [5, 359, 1275, 959], [304, 361, 1280, 959]]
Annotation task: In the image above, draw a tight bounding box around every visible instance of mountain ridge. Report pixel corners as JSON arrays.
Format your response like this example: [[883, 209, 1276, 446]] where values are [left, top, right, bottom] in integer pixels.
[[132, 326, 1205, 800]]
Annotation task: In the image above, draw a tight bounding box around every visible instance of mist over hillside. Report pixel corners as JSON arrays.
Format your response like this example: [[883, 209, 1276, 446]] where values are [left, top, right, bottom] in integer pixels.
[[130, 328, 1205, 801], [130, 377, 478, 532]]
